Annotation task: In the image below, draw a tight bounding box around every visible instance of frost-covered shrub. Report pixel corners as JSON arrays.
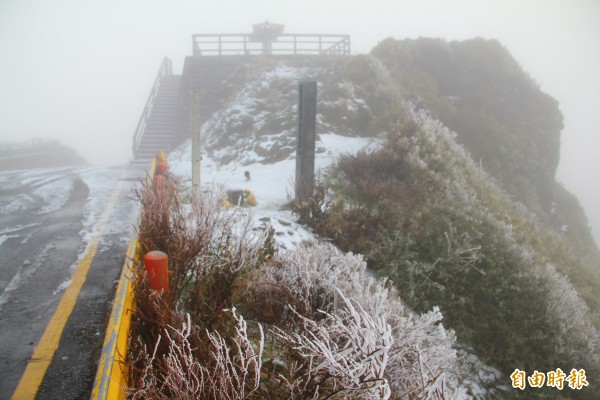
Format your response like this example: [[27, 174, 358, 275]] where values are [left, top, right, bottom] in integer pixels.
[[130, 311, 263, 400], [273, 290, 394, 399], [128, 170, 460, 399], [247, 243, 458, 399], [530, 264, 600, 375], [300, 106, 600, 398]]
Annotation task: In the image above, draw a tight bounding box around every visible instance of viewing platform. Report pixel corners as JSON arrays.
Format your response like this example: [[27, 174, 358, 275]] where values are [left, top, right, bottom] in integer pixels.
[[131, 22, 351, 163], [191, 21, 351, 56]]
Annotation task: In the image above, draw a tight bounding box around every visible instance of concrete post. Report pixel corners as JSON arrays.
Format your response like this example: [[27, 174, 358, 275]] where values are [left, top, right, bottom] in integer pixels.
[[191, 87, 201, 196], [295, 81, 317, 202]]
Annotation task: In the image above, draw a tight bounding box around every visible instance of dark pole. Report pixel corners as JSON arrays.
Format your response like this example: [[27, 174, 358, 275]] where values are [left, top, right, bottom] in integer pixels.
[[192, 87, 201, 196], [295, 81, 317, 202]]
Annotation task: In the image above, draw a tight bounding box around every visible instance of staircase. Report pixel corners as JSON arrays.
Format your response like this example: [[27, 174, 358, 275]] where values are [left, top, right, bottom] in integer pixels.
[[132, 58, 181, 164]]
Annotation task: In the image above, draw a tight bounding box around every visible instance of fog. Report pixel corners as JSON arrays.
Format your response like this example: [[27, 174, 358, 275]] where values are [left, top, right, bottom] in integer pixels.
[[1, 0, 598, 244]]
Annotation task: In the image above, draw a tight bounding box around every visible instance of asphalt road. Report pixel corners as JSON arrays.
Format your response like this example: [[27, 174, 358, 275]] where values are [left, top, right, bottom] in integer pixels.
[[0, 164, 145, 399]]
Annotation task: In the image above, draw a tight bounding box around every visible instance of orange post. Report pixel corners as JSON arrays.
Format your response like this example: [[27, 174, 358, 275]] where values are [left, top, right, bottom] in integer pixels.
[[154, 174, 167, 210], [156, 161, 167, 175], [143, 251, 169, 293], [154, 174, 166, 191]]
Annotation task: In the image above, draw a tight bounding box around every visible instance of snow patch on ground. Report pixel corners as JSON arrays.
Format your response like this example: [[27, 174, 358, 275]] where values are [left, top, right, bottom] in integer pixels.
[[0, 234, 18, 248], [169, 132, 377, 248], [53, 278, 73, 296], [34, 176, 74, 214], [0, 243, 55, 311], [198, 60, 373, 167], [0, 165, 141, 298], [0, 167, 75, 215], [78, 166, 139, 244], [0, 193, 37, 214]]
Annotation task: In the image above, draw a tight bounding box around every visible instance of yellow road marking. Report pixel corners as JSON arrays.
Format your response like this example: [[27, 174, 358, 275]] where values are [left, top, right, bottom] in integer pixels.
[[11, 177, 126, 400], [91, 158, 156, 400]]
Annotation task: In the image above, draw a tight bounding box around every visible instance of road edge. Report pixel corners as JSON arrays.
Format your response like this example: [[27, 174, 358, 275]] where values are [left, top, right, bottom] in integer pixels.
[[90, 158, 156, 400]]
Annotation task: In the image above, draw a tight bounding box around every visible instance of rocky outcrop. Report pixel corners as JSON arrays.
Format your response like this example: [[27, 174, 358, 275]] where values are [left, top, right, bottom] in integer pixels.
[[371, 37, 564, 213]]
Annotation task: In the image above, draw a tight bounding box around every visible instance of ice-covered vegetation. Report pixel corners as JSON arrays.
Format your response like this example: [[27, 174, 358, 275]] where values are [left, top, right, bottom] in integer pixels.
[[298, 106, 600, 398], [127, 175, 459, 399], [128, 37, 600, 399]]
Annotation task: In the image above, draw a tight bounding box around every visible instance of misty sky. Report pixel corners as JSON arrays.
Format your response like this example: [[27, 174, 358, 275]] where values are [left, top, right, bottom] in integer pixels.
[[0, 0, 599, 244]]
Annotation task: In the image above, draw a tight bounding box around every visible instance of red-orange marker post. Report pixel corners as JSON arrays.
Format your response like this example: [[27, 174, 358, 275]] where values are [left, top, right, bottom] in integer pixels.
[[154, 174, 166, 190], [156, 161, 167, 176], [143, 251, 169, 293], [154, 174, 167, 210]]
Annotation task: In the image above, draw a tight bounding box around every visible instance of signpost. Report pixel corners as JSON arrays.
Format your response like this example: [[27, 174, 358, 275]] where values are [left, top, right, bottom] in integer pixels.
[[295, 81, 317, 202], [192, 87, 201, 196]]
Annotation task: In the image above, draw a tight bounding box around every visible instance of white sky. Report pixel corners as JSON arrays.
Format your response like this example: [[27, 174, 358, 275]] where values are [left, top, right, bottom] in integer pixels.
[[0, 0, 599, 244]]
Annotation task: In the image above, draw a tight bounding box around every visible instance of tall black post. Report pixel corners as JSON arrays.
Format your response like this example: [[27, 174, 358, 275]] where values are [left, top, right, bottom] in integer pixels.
[[191, 87, 201, 196], [296, 81, 317, 202]]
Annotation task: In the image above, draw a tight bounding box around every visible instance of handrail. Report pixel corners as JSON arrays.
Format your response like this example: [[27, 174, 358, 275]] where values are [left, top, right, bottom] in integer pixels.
[[191, 33, 351, 56], [131, 57, 173, 159]]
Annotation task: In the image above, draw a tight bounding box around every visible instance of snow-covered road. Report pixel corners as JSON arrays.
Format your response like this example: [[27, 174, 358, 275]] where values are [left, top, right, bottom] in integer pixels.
[[0, 164, 145, 398]]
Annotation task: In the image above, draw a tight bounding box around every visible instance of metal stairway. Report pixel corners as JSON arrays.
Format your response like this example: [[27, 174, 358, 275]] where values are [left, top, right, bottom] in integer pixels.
[[132, 58, 181, 164]]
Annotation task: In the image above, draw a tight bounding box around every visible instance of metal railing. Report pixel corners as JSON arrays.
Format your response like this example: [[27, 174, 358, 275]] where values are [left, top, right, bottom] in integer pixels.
[[191, 33, 351, 56], [132, 57, 173, 158]]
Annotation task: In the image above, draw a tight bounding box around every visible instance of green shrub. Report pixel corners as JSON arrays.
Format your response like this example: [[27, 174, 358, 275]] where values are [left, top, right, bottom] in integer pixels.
[[296, 109, 600, 399]]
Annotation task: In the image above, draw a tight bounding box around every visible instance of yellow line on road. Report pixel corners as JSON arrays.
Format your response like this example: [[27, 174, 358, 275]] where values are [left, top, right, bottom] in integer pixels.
[[11, 177, 126, 400]]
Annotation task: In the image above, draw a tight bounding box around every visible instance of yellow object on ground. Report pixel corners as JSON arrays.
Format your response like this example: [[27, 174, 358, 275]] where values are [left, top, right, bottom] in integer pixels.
[[224, 189, 257, 207], [243, 189, 257, 206]]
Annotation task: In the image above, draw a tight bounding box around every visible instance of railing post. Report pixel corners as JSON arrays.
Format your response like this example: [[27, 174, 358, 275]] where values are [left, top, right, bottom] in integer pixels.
[[165, 57, 172, 75], [295, 81, 317, 202]]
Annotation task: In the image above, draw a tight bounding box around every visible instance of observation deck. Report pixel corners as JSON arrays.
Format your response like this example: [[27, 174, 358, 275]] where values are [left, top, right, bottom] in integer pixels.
[[191, 21, 351, 57]]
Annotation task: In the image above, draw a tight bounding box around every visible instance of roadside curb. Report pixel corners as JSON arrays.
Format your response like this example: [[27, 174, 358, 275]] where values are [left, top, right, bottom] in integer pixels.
[[90, 158, 157, 400]]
